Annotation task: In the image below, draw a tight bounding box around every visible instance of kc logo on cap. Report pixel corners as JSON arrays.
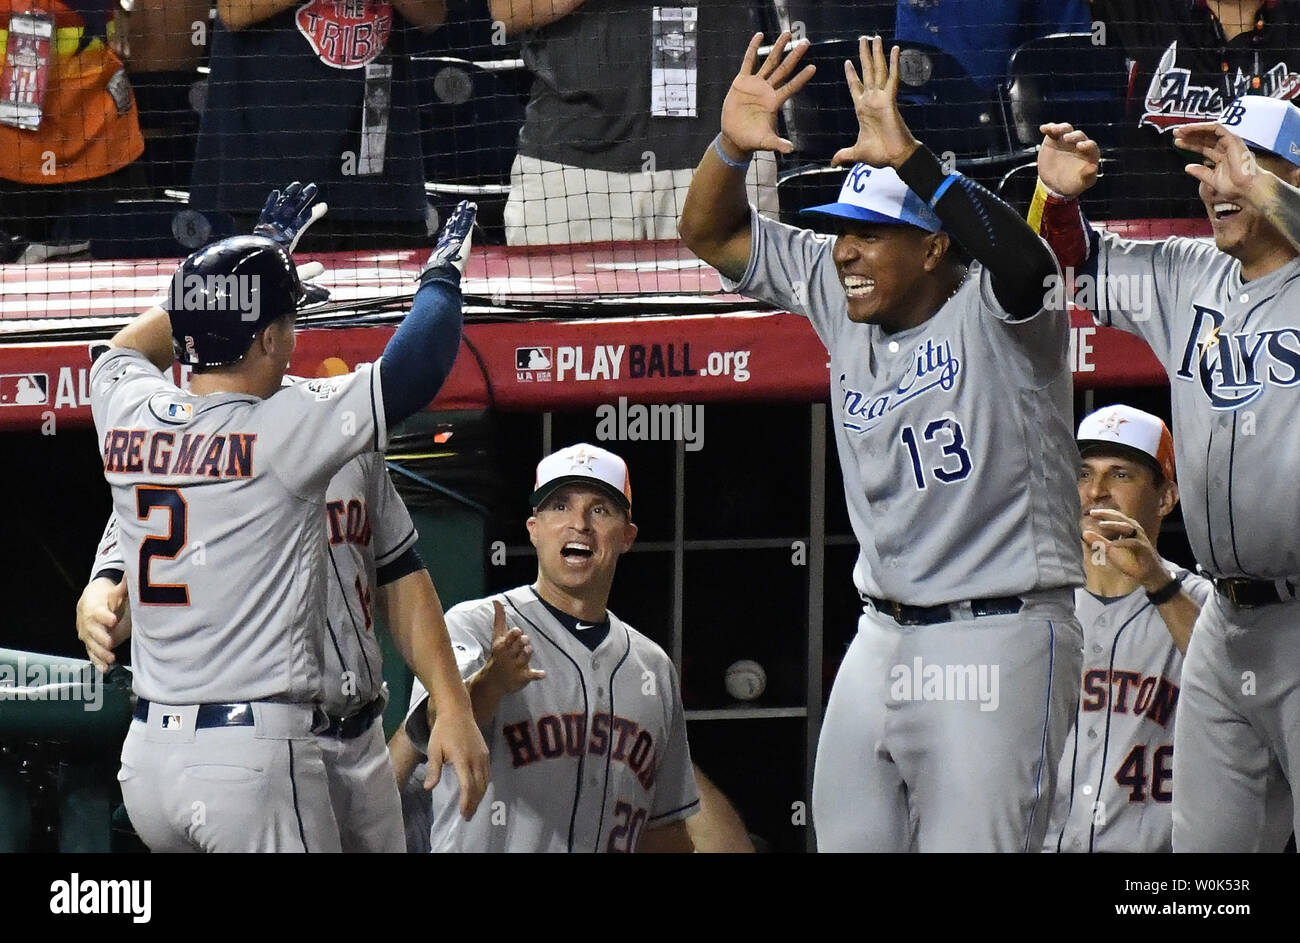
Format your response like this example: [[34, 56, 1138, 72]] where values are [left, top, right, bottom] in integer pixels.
[[801, 163, 942, 232]]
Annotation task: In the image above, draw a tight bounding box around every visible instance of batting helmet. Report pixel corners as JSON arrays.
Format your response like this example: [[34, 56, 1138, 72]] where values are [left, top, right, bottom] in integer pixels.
[[167, 235, 305, 367]]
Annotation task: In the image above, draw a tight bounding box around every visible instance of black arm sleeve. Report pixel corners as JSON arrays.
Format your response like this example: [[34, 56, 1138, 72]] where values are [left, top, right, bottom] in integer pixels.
[[896, 147, 1058, 320], [376, 547, 425, 587]]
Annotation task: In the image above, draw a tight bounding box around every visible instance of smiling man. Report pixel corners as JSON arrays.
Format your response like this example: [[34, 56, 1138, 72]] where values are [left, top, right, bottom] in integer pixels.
[[400, 443, 699, 853], [1033, 95, 1300, 853], [679, 33, 1085, 852]]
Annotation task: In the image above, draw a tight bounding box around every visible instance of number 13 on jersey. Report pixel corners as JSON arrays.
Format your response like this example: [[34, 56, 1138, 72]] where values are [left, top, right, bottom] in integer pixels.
[[901, 417, 972, 490]]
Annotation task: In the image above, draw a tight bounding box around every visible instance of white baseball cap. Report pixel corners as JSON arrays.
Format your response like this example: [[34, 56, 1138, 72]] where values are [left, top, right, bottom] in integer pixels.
[[1217, 95, 1300, 168], [530, 443, 632, 510], [801, 163, 942, 232], [1077, 405, 1176, 482]]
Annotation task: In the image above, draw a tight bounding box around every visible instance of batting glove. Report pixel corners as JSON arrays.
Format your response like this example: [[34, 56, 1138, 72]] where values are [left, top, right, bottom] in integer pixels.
[[418, 201, 477, 288], [254, 181, 328, 253]]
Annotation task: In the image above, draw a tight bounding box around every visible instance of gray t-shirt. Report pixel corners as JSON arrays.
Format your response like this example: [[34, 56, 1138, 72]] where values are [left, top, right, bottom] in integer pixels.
[[1091, 234, 1300, 578], [89, 348, 387, 704], [724, 211, 1084, 605]]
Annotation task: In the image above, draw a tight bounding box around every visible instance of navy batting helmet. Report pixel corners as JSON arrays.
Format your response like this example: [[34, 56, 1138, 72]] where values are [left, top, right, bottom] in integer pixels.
[[167, 235, 305, 367]]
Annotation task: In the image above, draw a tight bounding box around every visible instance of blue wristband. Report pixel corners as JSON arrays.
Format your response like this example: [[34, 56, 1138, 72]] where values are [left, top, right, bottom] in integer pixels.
[[713, 133, 752, 171], [929, 173, 960, 209]]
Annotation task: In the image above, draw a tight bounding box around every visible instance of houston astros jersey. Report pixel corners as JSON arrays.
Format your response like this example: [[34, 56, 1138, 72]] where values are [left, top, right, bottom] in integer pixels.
[[90, 451, 417, 717], [89, 347, 387, 705], [1045, 563, 1211, 852], [1091, 235, 1300, 577], [724, 211, 1083, 605], [406, 586, 700, 852]]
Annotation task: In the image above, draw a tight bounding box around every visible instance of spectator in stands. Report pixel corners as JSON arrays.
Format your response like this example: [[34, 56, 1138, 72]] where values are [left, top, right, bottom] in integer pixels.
[[894, 0, 1093, 92], [0, 0, 146, 262], [189, 1, 447, 251], [493, 0, 777, 245], [1087, 0, 1300, 217]]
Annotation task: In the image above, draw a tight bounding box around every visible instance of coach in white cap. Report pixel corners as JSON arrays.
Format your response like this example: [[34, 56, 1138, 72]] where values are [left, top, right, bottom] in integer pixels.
[[1034, 94, 1300, 852], [1044, 404, 1211, 854], [393, 443, 700, 853]]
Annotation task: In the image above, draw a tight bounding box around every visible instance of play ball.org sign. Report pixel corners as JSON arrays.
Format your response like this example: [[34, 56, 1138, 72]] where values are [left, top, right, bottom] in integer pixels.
[[169, 273, 262, 322]]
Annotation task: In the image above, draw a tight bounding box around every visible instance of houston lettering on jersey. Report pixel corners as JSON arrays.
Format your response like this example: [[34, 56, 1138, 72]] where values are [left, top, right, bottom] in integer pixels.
[[326, 498, 372, 547], [1081, 669, 1179, 727], [1175, 306, 1300, 410], [503, 712, 658, 790], [101, 429, 256, 479], [296, 0, 393, 69]]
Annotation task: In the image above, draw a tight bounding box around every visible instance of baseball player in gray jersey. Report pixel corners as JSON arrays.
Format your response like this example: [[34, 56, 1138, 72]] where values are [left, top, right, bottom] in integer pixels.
[[79, 444, 487, 852], [1034, 96, 1300, 851], [394, 444, 700, 853], [1045, 405, 1211, 853], [679, 33, 1084, 852], [86, 189, 487, 852]]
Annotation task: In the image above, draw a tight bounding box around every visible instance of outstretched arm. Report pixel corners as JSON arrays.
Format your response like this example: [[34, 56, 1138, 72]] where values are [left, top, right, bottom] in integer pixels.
[[836, 36, 1057, 319], [679, 32, 816, 281]]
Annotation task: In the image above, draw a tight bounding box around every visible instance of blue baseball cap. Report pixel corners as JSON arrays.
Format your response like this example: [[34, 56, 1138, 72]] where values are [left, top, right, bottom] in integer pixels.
[[801, 163, 942, 232], [1218, 96, 1300, 168]]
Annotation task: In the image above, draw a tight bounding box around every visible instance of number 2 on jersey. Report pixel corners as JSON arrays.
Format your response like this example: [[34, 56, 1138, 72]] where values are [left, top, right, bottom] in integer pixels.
[[901, 417, 972, 490], [606, 801, 648, 852], [136, 485, 189, 605]]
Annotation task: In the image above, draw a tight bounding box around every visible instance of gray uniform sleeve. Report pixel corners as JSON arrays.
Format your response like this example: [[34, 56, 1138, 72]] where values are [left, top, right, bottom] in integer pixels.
[[367, 454, 418, 572], [1091, 234, 1219, 362], [402, 598, 494, 753], [647, 660, 700, 829], [720, 208, 847, 349], [258, 362, 389, 499], [89, 347, 172, 432], [1177, 570, 1214, 608], [92, 513, 125, 576]]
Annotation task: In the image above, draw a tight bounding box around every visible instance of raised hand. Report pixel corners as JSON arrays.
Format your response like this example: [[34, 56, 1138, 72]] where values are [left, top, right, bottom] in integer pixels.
[[419, 200, 477, 286], [1173, 122, 1265, 204], [254, 181, 327, 253], [832, 35, 920, 169], [1083, 508, 1168, 591], [484, 600, 546, 695], [1038, 123, 1101, 198], [719, 31, 816, 156]]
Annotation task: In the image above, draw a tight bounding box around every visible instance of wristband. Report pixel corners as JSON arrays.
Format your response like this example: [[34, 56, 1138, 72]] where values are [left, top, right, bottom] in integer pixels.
[[713, 133, 752, 171], [928, 173, 960, 209], [1146, 577, 1182, 606]]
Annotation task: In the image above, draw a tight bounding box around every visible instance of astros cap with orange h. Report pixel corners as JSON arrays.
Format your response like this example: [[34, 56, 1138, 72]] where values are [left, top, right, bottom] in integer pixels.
[[530, 443, 632, 511], [1076, 405, 1176, 482]]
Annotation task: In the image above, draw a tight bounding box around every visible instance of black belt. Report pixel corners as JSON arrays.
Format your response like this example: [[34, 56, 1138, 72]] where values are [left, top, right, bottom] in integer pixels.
[[133, 698, 254, 728], [866, 595, 1024, 626], [318, 696, 385, 740], [1213, 577, 1296, 608]]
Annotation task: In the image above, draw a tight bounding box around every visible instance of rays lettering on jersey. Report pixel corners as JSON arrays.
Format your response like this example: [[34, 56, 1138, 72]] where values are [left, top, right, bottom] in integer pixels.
[[325, 499, 371, 547], [1081, 669, 1179, 727], [1174, 305, 1300, 410], [841, 338, 960, 434], [102, 429, 256, 478], [503, 712, 658, 790]]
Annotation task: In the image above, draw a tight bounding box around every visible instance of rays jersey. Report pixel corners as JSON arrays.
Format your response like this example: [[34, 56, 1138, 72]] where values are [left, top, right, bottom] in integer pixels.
[[1046, 563, 1212, 852], [1090, 236, 1300, 578], [722, 210, 1083, 605], [89, 347, 386, 704], [406, 586, 699, 852]]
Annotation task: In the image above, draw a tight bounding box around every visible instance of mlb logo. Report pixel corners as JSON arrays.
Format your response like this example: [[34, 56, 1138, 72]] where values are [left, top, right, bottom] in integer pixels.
[[161, 714, 183, 730], [167, 402, 193, 420], [516, 347, 553, 371], [0, 374, 49, 406], [516, 347, 553, 383]]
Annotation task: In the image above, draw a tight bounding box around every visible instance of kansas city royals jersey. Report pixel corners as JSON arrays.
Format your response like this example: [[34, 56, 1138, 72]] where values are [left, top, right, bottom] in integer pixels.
[[1091, 235, 1300, 578], [89, 347, 387, 704], [723, 211, 1083, 605], [1045, 564, 1211, 853], [316, 451, 418, 717], [406, 585, 700, 852]]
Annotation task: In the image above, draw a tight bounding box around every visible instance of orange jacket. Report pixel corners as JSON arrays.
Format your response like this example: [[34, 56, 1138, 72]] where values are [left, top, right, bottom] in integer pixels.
[[0, 1, 143, 184]]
